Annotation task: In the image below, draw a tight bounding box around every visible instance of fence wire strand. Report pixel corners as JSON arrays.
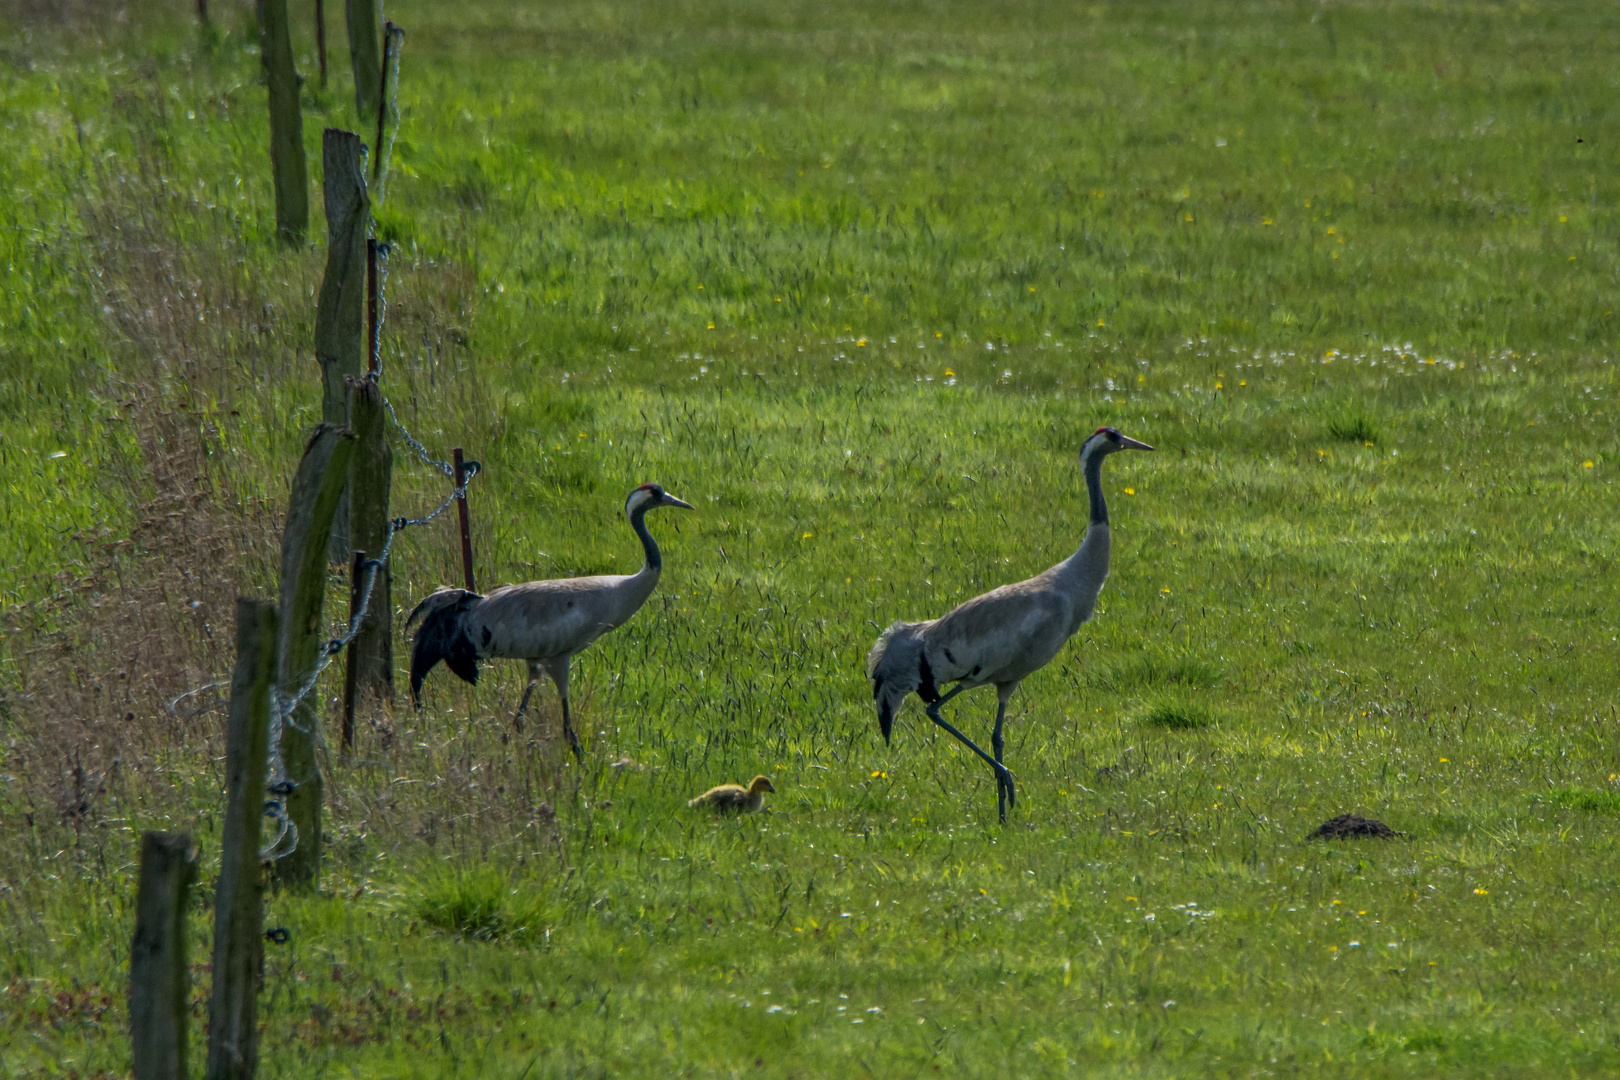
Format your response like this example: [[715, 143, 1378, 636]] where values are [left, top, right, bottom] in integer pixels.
[[153, 18, 446, 864], [255, 196, 476, 861], [259, 463, 475, 861]]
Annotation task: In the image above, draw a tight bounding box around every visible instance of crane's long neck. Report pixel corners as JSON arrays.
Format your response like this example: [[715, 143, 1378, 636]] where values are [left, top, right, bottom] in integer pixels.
[[1083, 443, 1108, 527], [629, 504, 662, 575], [1056, 443, 1111, 624]]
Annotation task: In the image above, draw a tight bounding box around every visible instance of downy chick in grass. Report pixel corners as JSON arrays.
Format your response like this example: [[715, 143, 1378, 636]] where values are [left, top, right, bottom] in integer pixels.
[[689, 775, 776, 813]]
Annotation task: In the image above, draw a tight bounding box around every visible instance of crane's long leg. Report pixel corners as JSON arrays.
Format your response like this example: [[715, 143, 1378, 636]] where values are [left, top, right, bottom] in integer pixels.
[[925, 686, 1016, 824], [559, 695, 583, 762], [991, 699, 1015, 823], [546, 659, 583, 762], [513, 661, 542, 732]]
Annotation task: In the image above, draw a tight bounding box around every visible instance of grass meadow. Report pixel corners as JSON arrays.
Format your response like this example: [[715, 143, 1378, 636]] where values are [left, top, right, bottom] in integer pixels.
[[2, 0, 1620, 1075]]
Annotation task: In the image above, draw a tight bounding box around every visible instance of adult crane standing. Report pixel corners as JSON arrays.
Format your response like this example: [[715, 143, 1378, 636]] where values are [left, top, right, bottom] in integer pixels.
[[867, 426, 1153, 822], [407, 483, 692, 758]]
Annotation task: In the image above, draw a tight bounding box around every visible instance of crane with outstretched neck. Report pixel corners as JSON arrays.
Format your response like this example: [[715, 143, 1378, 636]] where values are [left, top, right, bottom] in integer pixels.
[[867, 426, 1152, 822], [407, 483, 691, 758]]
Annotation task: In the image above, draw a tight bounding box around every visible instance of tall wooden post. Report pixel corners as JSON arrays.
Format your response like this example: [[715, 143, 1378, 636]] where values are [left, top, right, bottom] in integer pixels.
[[346, 0, 382, 120], [347, 376, 394, 712], [315, 129, 369, 562], [316, 0, 328, 89], [454, 447, 476, 592], [259, 0, 308, 243], [206, 599, 277, 1080], [273, 423, 356, 891], [131, 832, 197, 1080], [371, 22, 398, 189]]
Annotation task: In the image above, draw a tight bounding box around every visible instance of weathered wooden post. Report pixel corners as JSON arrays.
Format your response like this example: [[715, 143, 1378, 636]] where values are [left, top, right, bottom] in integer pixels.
[[206, 599, 277, 1080], [371, 22, 401, 190], [259, 0, 308, 243], [130, 831, 197, 1080], [316, 129, 369, 562], [346, 0, 382, 120], [344, 373, 395, 731], [316, 0, 329, 89], [273, 424, 356, 890]]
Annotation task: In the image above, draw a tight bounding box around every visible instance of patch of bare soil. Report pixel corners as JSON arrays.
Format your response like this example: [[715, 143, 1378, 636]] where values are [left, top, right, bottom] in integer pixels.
[[1307, 814, 1399, 841]]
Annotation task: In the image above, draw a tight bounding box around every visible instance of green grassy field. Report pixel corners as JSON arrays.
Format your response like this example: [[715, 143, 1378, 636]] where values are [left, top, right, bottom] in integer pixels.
[[3, 0, 1620, 1076]]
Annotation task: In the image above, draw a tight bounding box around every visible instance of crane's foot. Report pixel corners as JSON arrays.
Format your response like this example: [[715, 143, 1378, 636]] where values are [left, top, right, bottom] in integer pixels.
[[994, 765, 1016, 822]]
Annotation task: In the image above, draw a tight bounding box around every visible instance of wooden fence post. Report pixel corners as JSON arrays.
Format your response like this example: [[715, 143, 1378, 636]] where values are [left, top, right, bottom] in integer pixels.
[[130, 831, 197, 1080], [273, 423, 356, 891], [206, 599, 277, 1080], [371, 22, 398, 189], [346, 0, 382, 120], [259, 0, 308, 243], [315, 129, 369, 562], [316, 0, 328, 89], [346, 375, 394, 721]]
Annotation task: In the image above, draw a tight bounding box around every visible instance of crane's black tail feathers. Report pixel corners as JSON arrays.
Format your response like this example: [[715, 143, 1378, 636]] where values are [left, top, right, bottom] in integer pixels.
[[866, 619, 931, 744], [406, 587, 485, 705]]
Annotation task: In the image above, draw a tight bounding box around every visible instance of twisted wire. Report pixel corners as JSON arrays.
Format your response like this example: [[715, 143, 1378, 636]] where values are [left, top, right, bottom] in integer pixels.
[[190, 150, 484, 860]]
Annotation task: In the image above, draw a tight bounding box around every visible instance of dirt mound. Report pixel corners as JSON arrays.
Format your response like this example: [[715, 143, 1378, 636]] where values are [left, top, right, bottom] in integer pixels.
[[1307, 814, 1399, 841]]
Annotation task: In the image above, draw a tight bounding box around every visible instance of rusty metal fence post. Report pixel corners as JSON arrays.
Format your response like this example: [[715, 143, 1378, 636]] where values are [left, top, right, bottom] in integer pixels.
[[453, 447, 476, 592]]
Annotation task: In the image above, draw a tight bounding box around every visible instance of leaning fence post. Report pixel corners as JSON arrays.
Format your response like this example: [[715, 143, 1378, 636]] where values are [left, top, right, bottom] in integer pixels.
[[273, 423, 356, 891], [346, 0, 382, 120], [454, 447, 476, 592], [315, 129, 369, 562], [206, 599, 277, 1080], [259, 0, 308, 243], [371, 21, 400, 191], [130, 831, 197, 1080], [346, 375, 394, 719]]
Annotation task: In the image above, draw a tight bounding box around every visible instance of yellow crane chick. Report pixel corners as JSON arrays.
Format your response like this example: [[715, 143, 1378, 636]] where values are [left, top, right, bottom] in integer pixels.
[[688, 775, 776, 814]]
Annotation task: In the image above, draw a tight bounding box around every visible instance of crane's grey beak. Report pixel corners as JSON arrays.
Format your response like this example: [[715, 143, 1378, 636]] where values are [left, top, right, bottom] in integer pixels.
[[1119, 435, 1154, 451], [662, 494, 694, 509]]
